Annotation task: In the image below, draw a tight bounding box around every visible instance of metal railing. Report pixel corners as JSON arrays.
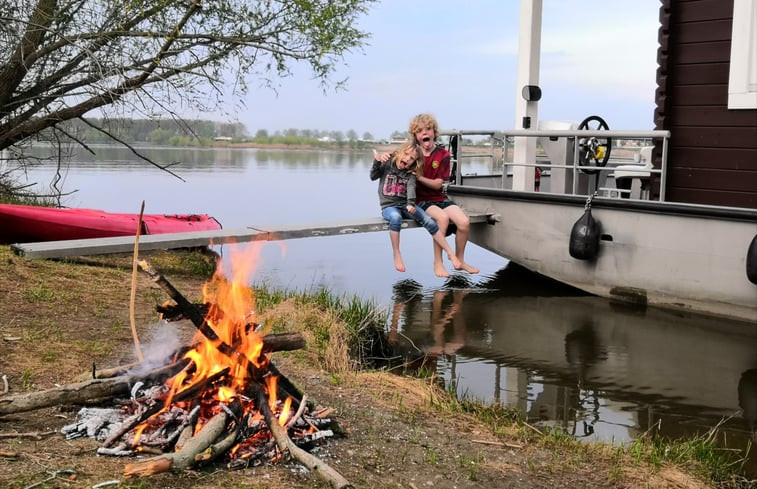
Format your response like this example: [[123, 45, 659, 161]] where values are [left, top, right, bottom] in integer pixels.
[[440, 129, 671, 201]]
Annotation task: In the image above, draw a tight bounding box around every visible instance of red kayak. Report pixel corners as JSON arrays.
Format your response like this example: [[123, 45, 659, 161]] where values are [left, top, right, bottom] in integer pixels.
[[0, 203, 222, 244]]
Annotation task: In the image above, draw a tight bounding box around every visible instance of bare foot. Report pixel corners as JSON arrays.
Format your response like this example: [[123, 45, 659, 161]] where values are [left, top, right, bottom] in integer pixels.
[[433, 262, 450, 278], [394, 256, 406, 272], [460, 262, 479, 274], [448, 254, 463, 270]]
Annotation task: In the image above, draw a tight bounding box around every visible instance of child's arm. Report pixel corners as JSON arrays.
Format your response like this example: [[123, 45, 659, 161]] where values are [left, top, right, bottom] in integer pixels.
[[369, 157, 385, 181], [406, 175, 417, 213]]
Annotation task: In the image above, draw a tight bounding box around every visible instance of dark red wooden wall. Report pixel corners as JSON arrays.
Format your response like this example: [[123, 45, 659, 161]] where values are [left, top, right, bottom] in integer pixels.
[[654, 0, 757, 208]]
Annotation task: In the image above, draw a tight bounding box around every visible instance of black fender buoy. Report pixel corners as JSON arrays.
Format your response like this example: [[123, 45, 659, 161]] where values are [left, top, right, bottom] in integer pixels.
[[569, 208, 601, 260], [747, 234, 757, 285]]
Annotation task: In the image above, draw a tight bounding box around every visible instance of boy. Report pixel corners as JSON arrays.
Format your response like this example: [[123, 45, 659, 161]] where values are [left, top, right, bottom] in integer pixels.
[[410, 113, 479, 277]]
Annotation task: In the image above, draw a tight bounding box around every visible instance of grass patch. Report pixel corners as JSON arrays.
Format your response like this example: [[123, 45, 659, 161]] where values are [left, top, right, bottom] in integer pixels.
[[430, 389, 754, 488], [626, 425, 754, 488], [253, 284, 389, 372]]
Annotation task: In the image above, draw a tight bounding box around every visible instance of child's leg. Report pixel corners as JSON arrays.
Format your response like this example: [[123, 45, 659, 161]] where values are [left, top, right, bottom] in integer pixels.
[[431, 230, 462, 270], [411, 206, 462, 272], [424, 205, 450, 277], [445, 205, 479, 274], [382, 206, 406, 272], [389, 230, 405, 272]]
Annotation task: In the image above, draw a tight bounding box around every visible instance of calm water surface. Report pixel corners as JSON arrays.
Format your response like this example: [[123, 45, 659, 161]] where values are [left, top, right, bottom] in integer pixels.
[[21, 145, 757, 473]]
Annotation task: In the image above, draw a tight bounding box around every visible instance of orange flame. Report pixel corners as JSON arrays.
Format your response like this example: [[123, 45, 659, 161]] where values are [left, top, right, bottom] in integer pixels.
[[166, 245, 268, 400]]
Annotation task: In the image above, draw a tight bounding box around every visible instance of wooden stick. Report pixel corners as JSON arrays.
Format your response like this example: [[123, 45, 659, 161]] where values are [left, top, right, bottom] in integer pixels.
[[102, 368, 228, 448], [138, 260, 226, 352], [252, 384, 352, 489], [193, 423, 240, 463], [0, 430, 57, 439], [123, 403, 237, 477], [285, 394, 308, 429], [0, 362, 184, 416], [130, 200, 146, 362], [471, 439, 523, 449], [79, 333, 303, 383]]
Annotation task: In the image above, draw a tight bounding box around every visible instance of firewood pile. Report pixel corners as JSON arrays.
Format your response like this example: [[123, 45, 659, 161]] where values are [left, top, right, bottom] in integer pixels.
[[0, 260, 353, 489]]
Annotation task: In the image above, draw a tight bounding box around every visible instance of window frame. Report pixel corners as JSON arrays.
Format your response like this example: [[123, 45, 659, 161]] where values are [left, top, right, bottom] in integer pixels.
[[728, 0, 757, 109]]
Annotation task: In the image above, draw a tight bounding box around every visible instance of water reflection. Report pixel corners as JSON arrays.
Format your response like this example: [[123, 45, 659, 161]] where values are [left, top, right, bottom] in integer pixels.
[[739, 370, 757, 443], [388, 281, 471, 376], [386, 262, 757, 473], [24, 144, 385, 171]]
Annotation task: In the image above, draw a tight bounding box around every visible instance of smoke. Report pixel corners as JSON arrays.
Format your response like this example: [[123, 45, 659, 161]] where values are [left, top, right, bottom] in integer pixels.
[[131, 323, 186, 373]]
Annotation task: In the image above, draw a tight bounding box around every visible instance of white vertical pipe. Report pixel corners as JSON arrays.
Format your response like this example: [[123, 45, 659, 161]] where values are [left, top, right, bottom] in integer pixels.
[[512, 0, 542, 191]]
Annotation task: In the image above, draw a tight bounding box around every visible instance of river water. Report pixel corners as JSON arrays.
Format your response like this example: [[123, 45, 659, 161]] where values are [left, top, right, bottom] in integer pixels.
[[19, 145, 757, 473]]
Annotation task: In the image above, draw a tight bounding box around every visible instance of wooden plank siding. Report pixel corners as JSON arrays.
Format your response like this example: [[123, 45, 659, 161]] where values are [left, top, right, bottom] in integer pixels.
[[654, 0, 757, 208]]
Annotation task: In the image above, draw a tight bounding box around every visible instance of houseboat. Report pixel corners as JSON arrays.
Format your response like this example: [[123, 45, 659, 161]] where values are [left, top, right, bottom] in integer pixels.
[[445, 0, 757, 322]]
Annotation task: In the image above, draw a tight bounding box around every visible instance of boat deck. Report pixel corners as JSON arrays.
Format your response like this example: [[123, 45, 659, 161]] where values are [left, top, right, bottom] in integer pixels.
[[11, 213, 496, 259]]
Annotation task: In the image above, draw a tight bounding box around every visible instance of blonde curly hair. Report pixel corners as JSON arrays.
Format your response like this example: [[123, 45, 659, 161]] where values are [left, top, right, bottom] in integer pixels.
[[408, 113, 439, 142]]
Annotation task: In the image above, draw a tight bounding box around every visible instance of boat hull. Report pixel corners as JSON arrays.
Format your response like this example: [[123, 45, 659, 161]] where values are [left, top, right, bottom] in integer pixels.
[[449, 186, 757, 322], [0, 204, 222, 244]]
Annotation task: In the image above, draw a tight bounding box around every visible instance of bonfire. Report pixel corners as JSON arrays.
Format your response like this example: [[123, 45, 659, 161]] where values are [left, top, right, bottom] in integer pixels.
[[0, 249, 352, 489]]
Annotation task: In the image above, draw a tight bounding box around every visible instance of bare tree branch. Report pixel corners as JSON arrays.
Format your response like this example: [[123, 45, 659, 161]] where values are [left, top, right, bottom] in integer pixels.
[[0, 0, 376, 198]]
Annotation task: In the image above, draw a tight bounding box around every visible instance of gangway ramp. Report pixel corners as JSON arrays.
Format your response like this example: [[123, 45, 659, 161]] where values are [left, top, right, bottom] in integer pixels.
[[11, 213, 496, 260]]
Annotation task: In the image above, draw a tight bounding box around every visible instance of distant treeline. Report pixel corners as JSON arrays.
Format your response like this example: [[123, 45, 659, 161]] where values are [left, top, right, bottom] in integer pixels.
[[55, 118, 381, 148]]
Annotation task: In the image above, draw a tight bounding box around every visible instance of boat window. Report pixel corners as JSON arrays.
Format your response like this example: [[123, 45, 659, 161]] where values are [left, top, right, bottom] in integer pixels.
[[728, 0, 757, 109]]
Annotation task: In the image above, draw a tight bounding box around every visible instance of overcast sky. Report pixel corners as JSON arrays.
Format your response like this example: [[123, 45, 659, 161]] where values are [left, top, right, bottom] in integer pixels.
[[216, 0, 661, 139]]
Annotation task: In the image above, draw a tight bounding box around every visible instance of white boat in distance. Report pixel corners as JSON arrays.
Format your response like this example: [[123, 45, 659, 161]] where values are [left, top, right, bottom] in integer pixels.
[[443, 0, 757, 323]]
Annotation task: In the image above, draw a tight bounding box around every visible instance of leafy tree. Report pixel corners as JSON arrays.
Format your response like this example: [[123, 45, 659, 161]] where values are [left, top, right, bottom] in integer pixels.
[[0, 0, 375, 200], [362, 131, 373, 141], [390, 130, 407, 141]]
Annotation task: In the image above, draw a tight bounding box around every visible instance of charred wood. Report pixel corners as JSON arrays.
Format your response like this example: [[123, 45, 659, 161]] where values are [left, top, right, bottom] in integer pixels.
[[123, 401, 241, 477], [101, 368, 229, 448], [251, 383, 352, 489]]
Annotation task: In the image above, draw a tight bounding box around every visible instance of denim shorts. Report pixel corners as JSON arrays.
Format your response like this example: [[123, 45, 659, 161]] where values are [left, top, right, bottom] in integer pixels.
[[418, 199, 457, 211], [381, 205, 439, 234]]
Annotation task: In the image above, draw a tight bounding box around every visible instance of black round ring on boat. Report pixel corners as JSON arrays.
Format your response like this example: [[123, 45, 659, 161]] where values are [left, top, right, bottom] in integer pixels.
[[747, 234, 757, 285]]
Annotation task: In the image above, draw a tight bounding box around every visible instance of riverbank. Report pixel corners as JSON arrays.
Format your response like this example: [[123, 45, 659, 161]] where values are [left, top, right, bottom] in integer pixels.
[[0, 246, 745, 488], [220, 141, 495, 155]]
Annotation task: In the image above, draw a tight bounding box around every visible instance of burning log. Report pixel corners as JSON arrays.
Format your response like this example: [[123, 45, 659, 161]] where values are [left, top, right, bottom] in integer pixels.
[[251, 383, 352, 489], [79, 332, 304, 382], [123, 401, 242, 477], [139, 259, 305, 403], [0, 331, 306, 417], [99, 368, 230, 448], [0, 361, 185, 416]]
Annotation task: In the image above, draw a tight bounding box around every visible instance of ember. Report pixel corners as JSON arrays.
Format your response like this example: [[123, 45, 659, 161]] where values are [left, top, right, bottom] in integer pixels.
[[54, 252, 352, 488]]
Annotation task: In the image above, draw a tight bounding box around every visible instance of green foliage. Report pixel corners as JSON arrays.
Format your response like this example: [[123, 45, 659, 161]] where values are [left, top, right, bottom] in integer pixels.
[[627, 428, 752, 487], [1, 0, 376, 149], [21, 369, 32, 391], [24, 283, 55, 303]]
